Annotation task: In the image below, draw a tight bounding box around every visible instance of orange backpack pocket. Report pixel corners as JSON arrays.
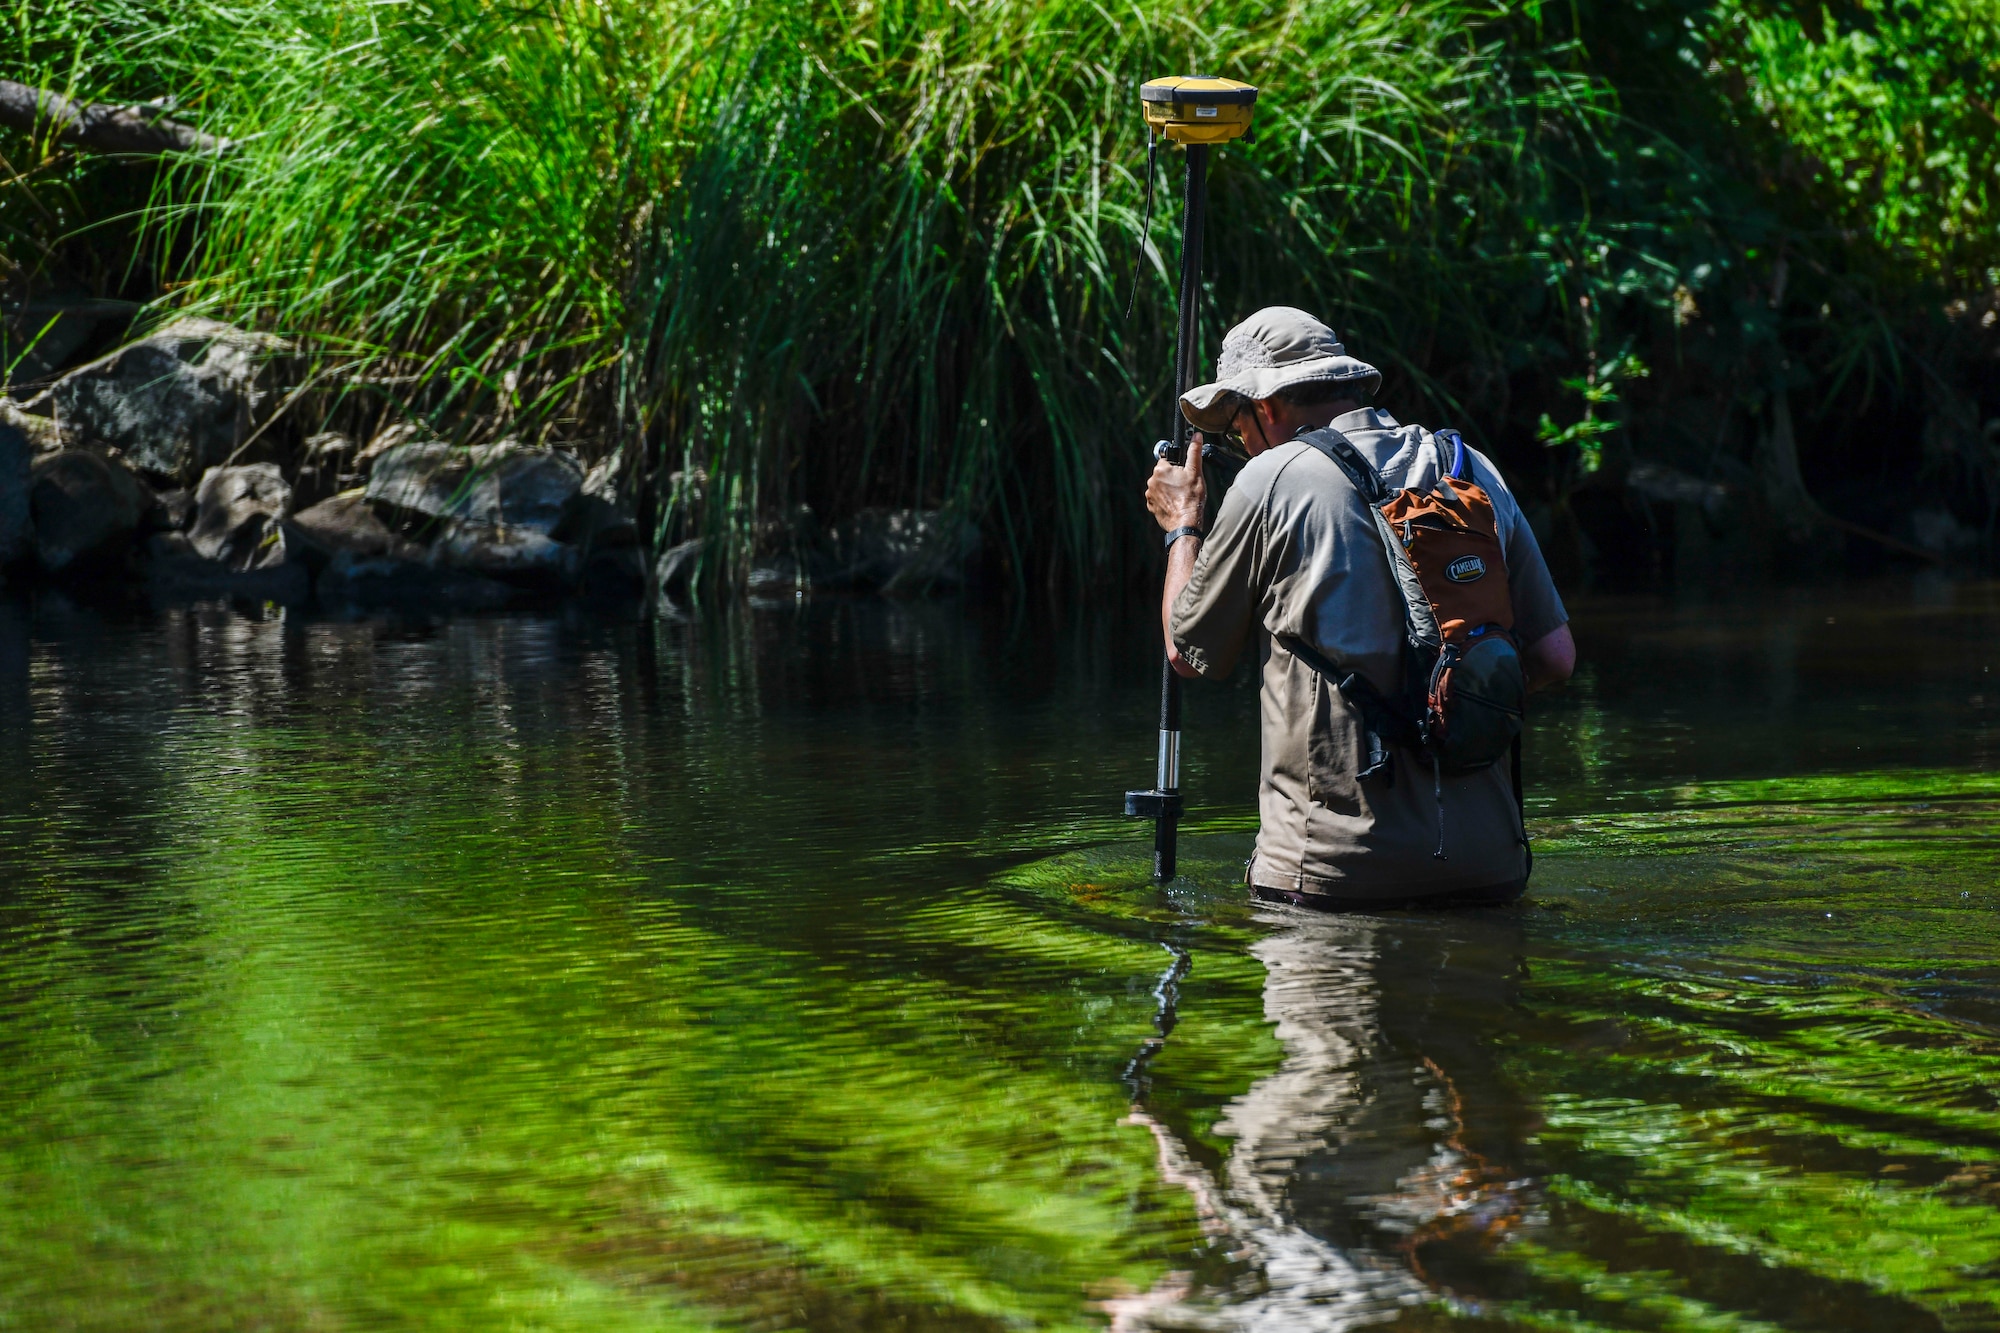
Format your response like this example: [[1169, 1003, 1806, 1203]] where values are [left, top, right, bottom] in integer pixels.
[[1377, 476, 1512, 645]]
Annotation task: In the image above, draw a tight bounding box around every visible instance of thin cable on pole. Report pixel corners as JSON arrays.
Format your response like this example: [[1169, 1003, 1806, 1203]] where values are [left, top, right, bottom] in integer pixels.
[[1124, 133, 1158, 322]]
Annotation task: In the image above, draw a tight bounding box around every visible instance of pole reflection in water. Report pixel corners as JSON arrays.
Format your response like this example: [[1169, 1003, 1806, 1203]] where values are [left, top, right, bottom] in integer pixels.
[[1112, 906, 1536, 1331]]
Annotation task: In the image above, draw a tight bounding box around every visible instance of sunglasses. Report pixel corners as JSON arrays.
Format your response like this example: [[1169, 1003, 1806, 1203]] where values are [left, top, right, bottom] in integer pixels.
[[1200, 431, 1251, 464]]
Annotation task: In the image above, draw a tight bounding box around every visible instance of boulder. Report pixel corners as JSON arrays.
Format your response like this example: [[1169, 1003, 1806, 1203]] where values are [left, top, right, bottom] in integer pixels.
[[353, 421, 428, 470], [365, 441, 582, 535], [142, 530, 310, 604], [29, 449, 150, 573], [0, 419, 29, 567], [289, 492, 519, 609], [316, 549, 515, 611], [556, 457, 639, 551], [817, 508, 980, 595], [0, 399, 64, 453], [142, 488, 196, 534], [33, 318, 287, 482], [188, 463, 290, 571], [557, 458, 645, 600], [429, 520, 579, 590], [287, 491, 426, 570], [127, 463, 305, 601], [578, 545, 648, 600]]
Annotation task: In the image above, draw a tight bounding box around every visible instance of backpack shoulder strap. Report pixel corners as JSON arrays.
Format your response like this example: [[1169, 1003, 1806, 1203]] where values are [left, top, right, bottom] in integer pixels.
[[1292, 427, 1442, 651], [1294, 426, 1388, 504]]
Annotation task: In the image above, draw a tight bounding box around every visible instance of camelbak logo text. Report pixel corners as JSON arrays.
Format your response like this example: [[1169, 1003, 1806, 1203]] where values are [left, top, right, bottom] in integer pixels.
[[1446, 555, 1486, 583]]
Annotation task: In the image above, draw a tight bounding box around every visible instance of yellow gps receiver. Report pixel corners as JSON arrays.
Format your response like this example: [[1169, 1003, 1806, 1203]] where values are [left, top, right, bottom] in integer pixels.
[[1139, 75, 1258, 144]]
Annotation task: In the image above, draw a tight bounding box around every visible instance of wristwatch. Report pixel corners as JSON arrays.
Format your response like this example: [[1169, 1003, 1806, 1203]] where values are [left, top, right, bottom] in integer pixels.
[[1163, 525, 1205, 549]]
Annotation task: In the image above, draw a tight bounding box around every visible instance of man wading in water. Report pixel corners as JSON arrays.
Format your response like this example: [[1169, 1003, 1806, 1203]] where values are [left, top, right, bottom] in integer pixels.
[[1145, 307, 1575, 907]]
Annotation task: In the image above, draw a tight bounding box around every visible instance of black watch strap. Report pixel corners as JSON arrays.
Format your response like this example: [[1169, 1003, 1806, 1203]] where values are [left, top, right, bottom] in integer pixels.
[[1163, 525, 1205, 549]]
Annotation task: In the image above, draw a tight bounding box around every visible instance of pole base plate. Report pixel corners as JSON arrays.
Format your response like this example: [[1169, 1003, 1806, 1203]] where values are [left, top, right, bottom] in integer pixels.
[[1125, 789, 1184, 819]]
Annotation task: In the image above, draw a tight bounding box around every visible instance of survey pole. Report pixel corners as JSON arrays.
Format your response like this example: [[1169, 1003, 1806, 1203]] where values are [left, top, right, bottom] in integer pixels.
[[1124, 76, 1257, 882]]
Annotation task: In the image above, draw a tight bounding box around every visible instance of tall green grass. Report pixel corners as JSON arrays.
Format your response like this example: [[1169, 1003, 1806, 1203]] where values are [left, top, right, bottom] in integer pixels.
[[9, 0, 1998, 581], [6, 0, 1632, 577]]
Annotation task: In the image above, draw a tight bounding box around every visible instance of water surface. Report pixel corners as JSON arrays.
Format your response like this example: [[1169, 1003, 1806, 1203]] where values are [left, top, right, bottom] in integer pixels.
[[1, 580, 1996, 1330]]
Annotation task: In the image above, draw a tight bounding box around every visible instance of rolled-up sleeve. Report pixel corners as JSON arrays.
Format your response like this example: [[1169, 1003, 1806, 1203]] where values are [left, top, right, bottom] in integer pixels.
[[1472, 453, 1568, 646], [1504, 520, 1567, 647], [1168, 471, 1263, 678]]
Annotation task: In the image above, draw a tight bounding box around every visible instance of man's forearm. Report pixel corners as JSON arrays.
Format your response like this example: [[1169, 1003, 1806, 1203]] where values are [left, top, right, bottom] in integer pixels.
[[1161, 535, 1203, 678]]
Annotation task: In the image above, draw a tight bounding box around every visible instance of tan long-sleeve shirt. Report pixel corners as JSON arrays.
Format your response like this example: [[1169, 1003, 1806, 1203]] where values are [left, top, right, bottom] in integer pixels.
[[1170, 408, 1568, 900]]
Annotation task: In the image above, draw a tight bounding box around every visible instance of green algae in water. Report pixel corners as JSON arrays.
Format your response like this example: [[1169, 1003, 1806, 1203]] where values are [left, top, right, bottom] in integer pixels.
[[1, 587, 1998, 1331], [1000, 780, 2000, 1329]]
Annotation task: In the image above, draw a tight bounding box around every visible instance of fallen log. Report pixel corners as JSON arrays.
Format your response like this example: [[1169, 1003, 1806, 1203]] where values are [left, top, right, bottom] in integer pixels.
[[0, 80, 229, 156]]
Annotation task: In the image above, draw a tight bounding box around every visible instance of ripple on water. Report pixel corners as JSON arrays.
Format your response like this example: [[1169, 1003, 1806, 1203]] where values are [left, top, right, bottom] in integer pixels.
[[988, 775, 2000, 1331], [1, 588, 1998, 1330]]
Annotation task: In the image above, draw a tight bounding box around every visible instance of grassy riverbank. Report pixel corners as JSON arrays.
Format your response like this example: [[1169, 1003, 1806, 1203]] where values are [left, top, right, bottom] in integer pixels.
[[8, 0, 1999, 586]]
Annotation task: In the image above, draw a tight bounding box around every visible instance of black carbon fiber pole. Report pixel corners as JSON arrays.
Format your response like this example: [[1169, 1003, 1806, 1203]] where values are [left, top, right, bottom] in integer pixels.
[[1126, 141, 1209, 883]]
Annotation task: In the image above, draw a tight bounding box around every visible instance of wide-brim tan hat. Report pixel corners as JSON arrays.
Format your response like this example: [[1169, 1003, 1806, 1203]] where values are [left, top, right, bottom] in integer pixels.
[[1179, 306, 1381, 433]]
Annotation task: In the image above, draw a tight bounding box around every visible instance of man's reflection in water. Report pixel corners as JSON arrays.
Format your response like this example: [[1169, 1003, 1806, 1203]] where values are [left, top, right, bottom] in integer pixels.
[[1111, 904, 1536, 1331]]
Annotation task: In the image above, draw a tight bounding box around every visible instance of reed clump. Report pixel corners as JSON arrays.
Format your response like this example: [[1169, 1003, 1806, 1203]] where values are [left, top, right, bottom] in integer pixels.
[[10, 0, 1999, 584]]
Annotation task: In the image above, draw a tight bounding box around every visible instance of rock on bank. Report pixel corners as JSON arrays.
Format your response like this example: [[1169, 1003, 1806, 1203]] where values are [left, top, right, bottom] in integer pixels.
[[0, 317, 983, 608], [0, 318, 649, 608]]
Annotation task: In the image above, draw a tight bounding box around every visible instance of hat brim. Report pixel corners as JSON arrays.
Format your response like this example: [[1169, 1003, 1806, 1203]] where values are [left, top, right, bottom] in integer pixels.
[[1179, 355, 1381, 433]]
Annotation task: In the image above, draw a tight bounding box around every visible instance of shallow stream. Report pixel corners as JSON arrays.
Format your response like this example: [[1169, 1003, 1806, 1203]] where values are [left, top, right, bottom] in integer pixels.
[[1, 580, 1997, 1331]]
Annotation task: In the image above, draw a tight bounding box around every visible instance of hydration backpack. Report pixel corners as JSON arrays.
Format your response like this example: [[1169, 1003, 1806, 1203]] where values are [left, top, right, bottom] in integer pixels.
[[1279, 425, 1527, 858]]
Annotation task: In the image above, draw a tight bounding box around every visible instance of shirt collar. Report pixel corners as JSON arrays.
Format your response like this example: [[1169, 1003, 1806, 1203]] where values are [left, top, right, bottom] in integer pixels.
[[1330, 406, 1399, 434]]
